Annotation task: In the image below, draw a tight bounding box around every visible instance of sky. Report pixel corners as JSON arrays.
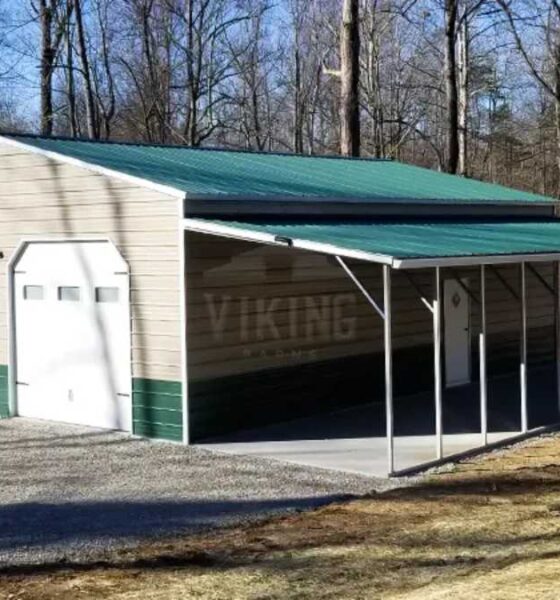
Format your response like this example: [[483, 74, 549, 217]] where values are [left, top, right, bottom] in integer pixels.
[[0, 0, 43, 124], [0, 0, 293, 129]]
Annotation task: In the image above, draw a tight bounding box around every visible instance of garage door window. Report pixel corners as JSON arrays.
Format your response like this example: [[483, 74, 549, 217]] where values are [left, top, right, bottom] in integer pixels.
[[95, 287, 119, 303], [23, 285, 44, 300], [58, 286, 81, 302]]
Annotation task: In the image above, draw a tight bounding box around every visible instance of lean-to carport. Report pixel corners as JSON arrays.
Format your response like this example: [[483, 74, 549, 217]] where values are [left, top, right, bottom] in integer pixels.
[[185, 217, 560, 477], [3, 133, 560, 459]]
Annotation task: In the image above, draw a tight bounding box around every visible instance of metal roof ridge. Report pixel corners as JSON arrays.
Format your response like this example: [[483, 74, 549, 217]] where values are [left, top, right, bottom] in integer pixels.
[[0, 131, 394, 162]]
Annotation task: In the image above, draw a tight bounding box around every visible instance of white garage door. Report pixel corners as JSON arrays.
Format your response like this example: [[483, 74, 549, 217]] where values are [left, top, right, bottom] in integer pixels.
[[14, 241, 132, 431]]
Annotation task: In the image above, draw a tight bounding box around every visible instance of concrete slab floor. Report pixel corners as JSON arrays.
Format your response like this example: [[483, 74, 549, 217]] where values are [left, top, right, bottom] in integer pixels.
[[200, 366, 560, 478], [201, 432, 515, 478]]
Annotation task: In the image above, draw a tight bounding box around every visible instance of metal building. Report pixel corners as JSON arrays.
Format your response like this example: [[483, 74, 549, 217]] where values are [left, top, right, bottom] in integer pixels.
[[2, 133, 560, 476]]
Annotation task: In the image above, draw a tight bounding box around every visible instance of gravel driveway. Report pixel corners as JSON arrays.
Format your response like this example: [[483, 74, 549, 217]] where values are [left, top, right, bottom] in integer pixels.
[[0, 418, 386, 567]]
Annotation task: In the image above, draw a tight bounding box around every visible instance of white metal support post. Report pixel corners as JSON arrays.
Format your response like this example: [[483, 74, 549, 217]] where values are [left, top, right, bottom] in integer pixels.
[[383, 265, 394, 475], [335, 257, 394, 475], [520, 262, 528, 433], [180, 213, 190, 444], [556, 262, 560, 416], [480, 265, 488, 446], [434, 267, 443, 460]]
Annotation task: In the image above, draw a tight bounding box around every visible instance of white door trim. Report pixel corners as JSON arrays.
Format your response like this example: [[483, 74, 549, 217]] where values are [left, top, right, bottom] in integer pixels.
[[7, 237, 133, 430]]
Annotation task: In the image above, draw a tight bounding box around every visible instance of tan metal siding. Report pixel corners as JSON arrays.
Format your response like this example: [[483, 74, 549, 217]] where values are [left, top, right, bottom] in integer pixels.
[[0, 141, 182, 382], [186, 233, 438, 380], [186, 233, 557, 382]]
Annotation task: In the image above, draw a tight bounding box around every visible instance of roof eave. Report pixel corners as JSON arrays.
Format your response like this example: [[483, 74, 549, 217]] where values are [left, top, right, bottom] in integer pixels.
[[183, 217, 395, 265], [395, 253, 560, 269], [185, 193, 556, 207], [184, 218, 560, 270]]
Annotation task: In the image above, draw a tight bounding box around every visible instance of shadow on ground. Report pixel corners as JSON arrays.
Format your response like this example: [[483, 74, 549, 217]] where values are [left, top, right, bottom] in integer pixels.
[[2, 465, 560, 578], [0, 495, 350, 571]]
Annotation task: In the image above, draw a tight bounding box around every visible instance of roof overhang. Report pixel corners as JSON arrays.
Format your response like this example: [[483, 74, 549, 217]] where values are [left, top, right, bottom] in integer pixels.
[[183, 218, 560, 269], [183, 218, 394, 265], [184, 196, 557, 219]]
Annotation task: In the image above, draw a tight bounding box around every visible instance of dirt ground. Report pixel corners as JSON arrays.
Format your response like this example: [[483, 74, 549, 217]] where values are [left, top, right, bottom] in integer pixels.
[[4, 433, 560, 599]]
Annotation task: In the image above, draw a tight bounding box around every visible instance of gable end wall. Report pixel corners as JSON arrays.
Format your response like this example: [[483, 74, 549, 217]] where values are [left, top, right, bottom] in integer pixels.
[[0, 141, 183, 441]]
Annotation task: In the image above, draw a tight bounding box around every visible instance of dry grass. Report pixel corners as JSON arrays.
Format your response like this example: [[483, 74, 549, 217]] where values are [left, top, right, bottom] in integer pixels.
[[4, 434, 560, 599]]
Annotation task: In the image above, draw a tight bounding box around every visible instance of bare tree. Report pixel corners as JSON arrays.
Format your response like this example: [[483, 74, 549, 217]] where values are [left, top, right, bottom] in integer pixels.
[[227, 0, 274, 150], [64, 0, 78, 136], [33, 0, 68, 135], [457, 3, 468, 174], [162, 0, 255, 146], [119, 0, 175, 142], [0, 0, 558, 200], [73, 0, 98, 138], [290, 0, 305, 153], [92, 0, 117, 138], [443, 0, 459, 172], [340, 0, 360, 156], [497, 0, 560, 194]]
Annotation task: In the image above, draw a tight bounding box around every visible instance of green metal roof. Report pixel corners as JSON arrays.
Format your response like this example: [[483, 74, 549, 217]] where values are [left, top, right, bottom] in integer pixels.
[[4, 134, 555, 204], [194, 218, 560, 265]]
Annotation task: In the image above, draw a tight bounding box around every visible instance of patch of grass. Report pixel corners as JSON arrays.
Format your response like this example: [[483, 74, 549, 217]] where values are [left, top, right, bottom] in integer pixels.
[[5, 434, 560, 599]]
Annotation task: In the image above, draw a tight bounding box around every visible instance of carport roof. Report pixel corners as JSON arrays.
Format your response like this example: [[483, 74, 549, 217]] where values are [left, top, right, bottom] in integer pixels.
[[185, 217, 560, 268], [1, 133, 555, 206]]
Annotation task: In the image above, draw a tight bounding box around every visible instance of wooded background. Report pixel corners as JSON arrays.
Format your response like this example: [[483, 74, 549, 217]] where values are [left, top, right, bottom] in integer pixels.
[[1, 0, 560, 197]]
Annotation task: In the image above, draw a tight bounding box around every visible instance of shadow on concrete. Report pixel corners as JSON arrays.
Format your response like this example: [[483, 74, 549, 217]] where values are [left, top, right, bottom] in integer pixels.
[[204, 365, 560, 444]]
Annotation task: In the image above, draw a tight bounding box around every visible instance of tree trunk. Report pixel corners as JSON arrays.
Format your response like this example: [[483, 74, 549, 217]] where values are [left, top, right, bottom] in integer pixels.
[[184, 0, 199, 146], [294, 45, 304, 154], [444, 0, 459, 174], [555, 97, 560, 198], [97, 0, 116, 140], [39, 0, 55, 136], [74, 0, 98, 139], [457, 11, 469, 176], [251, 86, 263, 150], [340, 0, 360, 157], [65, 0, 77, 137], [555, 44, 560, 198], [141, 0, 156, 141]]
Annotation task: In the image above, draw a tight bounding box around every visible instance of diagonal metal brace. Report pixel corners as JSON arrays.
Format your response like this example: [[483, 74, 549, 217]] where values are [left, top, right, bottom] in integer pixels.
[[401, 270, 434, 313], [335, 256, 386, 320], [488, 265, 519, 302], [526, 263, 555, 296]]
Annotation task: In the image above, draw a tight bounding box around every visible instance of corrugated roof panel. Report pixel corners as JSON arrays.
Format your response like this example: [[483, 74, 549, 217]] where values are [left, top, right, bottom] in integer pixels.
[[4, 134, 555, 204], [196, 218, 560, 260]]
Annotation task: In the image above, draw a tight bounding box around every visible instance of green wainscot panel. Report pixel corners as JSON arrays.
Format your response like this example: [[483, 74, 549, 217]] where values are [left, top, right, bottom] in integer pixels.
[[0, 365, 9, 419], [132, 378, 183, 442]]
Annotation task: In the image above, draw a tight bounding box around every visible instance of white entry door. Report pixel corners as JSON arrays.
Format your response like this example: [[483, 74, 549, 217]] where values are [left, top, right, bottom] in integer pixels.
[[14, 241, 132, 431], [444, 278, 471, 388]]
